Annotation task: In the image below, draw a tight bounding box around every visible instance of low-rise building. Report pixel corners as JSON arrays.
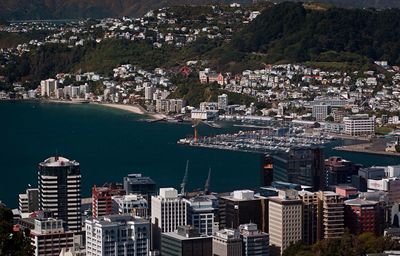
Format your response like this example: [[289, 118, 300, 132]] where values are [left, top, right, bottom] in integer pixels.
[[85, 215, 150, 256], [30, 218, 74, 256], [343, 114, 375, 136], [161, 226, 212, 256], [213, 229, 242, 256]]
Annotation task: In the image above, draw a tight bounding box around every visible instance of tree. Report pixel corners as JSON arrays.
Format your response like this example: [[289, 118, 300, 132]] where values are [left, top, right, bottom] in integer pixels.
[[0, 205, 33, 256], [325, 116, 334, 122], [283, 232, 400, 256]]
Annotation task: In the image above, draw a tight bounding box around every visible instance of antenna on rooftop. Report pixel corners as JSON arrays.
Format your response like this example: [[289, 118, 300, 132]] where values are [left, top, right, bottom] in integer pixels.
[[180, 160, 189, 196], [204, 168, 211, 195]]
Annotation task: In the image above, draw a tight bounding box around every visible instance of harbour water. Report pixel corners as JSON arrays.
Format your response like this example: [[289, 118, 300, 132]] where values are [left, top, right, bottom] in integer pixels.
[[1, 101, 399, 207]]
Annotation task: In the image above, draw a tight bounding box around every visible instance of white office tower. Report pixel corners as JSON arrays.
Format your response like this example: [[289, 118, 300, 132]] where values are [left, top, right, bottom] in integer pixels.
[[85, 215, 150, 256], [30, 218, 74, 256], [112, 194, 149, 218], [268, 190, 302, 255], [186, 194, 219, 236], [151, 188, 188, 249], [239, 223, 269, 256], [213, 229, 242, 256], [38, 156, 82, 233]]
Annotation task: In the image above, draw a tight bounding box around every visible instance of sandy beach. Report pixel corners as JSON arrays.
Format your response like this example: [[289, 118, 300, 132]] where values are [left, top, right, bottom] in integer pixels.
[[97, 103, 166, 120]]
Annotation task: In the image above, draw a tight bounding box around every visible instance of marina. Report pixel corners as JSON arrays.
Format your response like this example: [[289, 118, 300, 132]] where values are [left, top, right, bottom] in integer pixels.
[[178, 128, 332, 154]]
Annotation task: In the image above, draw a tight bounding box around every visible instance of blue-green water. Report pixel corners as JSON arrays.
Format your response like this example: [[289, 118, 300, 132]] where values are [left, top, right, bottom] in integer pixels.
[[1, 101, 400, 208], [0, 101, 261, 207]]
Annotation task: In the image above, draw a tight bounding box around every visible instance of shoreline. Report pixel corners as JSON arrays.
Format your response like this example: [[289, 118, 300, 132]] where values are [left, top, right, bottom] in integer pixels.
[[0, 98, 167, 120], [95, 103, 166, 120], [334, 144, 400, 157]]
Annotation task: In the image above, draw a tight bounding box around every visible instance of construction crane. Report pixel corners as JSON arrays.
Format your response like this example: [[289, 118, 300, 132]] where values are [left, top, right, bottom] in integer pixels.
[[180, 160, 189, 196], [192, 119, 201, 142], [204, 168, 211, 195]]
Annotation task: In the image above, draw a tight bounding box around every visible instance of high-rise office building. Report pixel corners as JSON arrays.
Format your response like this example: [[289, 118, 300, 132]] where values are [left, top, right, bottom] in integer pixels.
[[161, 226, 212, 256], [316, 191, 344, 241], [186, 194, 219, 236], [239, 223, 269, 256], [344, 198, 379, 235], [19, 188, 39, 214], [151, 188, 188, 249], [92, 183, 125, 218], [298, 190, 317, 245], [218, 190, 268, 233], [268, 190, 302, 255], [85, 215, 150, 256], [30, 217, 74, 256], [273, 147, 324, 190], [112, 194, 148, 218], [38, 156, 81, 233], [213, 229, 242, 256]]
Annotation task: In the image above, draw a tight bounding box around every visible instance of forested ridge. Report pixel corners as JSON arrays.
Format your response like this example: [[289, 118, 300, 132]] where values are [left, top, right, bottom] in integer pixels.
[[232, 2, 400, 65]]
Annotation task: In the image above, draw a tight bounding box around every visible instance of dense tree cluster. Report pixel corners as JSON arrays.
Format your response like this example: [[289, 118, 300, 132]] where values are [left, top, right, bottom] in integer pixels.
[[232, 2, 400, 65], [169, 73, 255, 106], [282, 232, 400, 256], [0, 205, 33, 256]]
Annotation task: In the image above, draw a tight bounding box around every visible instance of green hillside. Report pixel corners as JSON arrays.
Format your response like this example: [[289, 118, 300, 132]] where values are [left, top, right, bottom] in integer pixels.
[[232, 2, 400, 65]]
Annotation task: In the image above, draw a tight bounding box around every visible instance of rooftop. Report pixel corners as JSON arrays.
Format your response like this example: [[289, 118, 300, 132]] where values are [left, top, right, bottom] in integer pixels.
[[87, 214, 149, 227], [124, 173, 155, 185], [40, 156, 79, 167], [344, 198, 378, 206]]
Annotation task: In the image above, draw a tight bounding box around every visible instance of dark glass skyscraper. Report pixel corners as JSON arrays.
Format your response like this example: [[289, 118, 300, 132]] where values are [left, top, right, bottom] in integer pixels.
[[272, 146, 324, 191], [38, 156, 81, 232]]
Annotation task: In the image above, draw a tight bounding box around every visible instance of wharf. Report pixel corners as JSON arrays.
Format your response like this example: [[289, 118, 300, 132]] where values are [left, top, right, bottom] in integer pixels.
[[334, 137, 400, 157]]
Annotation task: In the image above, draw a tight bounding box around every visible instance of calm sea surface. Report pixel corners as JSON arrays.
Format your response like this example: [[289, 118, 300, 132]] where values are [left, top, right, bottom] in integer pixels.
[[1, 101, 399, 207]]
